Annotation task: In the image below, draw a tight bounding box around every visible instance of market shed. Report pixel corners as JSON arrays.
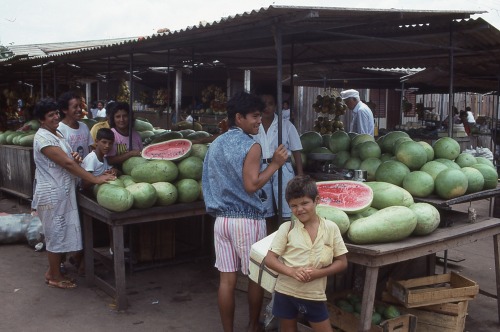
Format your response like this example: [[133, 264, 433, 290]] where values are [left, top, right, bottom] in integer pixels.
[[2, 6, 499, 94]]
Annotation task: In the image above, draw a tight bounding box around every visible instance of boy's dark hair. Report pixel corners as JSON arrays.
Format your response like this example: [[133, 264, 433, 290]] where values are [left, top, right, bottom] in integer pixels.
[[96, 128, 115, 141], [34, 98, 58, 120], [226, 92, 265, 127], [285, 175, 319, 202], [57, 91, 81, 119], [108, 102, 132, 128]]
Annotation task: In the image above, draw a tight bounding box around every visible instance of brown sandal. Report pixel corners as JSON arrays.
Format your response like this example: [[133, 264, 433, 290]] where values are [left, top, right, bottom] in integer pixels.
[[47, 279, 77, 289]]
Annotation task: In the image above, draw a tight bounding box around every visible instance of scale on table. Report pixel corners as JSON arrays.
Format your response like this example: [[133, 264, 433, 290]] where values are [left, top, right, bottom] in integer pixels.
[[307, 153, 367, 182]]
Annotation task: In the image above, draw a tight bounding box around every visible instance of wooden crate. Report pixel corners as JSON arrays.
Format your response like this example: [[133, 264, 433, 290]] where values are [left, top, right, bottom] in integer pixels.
[[382, 291, 469, 332], [0, 145, 35, 199], [133, 221, 175, 262], [387, 272, 478, 308], [327, 291, 417, 332]]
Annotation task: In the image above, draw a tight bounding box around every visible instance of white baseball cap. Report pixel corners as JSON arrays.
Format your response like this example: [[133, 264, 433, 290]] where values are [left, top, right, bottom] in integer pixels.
[[341, 89, 360, 99]]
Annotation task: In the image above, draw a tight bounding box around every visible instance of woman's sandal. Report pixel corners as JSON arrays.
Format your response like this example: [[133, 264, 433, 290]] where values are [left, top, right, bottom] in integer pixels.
[[46, 279, 77, 289]]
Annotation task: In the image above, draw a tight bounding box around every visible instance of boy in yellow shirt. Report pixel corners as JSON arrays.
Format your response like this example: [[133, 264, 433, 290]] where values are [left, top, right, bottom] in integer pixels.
[[265, 175, 348, 332]]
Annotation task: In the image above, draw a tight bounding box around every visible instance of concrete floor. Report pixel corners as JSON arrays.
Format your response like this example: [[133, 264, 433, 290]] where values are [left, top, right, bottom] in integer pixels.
[[0, 193, 499, 331]]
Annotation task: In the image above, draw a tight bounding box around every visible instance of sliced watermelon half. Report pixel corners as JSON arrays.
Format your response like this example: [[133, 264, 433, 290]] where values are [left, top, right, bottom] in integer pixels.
[[317, 180, 373, 214], [141, 138, 192, 161]]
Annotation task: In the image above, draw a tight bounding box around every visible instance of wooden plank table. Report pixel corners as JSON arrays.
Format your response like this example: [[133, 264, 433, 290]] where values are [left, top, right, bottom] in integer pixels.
[[77, 192, 207, 310], [346, 213, 500, 332]]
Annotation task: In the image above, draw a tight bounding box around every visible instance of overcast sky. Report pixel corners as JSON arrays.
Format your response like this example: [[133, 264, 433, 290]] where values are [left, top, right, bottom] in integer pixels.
[[1, 0, 500, 45]]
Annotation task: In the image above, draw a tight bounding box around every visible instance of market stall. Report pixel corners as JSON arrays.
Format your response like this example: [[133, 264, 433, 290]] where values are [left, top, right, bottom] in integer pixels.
[[345, 212, 500, 332], [77, 192, 207, 310], [0, 145, 35, 199]]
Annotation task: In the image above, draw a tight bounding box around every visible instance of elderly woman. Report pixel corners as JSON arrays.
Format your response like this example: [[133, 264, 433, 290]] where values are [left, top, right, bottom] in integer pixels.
[[33, 98, 115, 289]]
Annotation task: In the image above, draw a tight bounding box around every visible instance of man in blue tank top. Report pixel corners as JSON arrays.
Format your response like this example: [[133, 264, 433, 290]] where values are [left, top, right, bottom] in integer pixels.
[[202, 92, 288, 332]]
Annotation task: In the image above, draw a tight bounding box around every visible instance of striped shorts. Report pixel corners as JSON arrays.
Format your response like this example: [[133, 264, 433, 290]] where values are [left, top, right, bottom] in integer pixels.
[[214, 217, 267, 275]]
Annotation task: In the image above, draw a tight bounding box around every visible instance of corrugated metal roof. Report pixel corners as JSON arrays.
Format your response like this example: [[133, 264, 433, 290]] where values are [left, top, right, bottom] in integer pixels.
[[1, 5, 498, 92]]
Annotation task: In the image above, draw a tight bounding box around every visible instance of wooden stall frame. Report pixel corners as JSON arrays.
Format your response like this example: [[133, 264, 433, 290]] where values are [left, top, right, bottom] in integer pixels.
[[77, 192, 207, 310]]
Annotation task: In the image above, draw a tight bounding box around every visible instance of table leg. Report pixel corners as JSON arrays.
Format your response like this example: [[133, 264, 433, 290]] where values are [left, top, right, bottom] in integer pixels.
[[83, 214, 95, 284], [494, 234, 500, 323], [358, 266, 379, 332], [112, 225, 127, 310]]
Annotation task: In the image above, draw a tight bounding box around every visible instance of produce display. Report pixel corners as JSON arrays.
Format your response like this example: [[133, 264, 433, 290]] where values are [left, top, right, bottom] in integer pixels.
[[311, 130, 498, 200], [0, 119, 39, 146]]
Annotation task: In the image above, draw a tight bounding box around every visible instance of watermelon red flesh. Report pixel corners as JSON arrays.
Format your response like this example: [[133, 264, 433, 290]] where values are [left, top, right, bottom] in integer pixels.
[[141, 139, 192, 161], [317, 180, 373, 214]]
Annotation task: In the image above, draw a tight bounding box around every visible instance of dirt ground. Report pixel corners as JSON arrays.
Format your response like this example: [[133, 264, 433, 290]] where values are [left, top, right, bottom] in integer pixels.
[[0, 193, 499, 331]]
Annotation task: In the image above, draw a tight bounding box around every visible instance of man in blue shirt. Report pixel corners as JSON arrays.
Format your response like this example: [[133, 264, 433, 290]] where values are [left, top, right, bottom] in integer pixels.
[[341, 89, 375, 136]]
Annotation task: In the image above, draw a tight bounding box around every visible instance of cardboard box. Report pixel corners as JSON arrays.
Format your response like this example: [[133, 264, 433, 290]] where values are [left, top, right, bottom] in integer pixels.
[[387, 272, 478, 308], [249, 231, 278, 293]]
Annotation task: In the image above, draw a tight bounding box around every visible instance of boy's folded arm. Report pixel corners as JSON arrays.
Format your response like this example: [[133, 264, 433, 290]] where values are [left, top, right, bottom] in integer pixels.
[[309, 254, 348, 280], [264, 250, 295, 277]]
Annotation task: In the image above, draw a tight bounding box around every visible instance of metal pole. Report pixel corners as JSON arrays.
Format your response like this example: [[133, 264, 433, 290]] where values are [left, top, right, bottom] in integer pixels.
[[448, 22, 455, 138], [53, 66, 56, 98], [290, 42, 295, 123], [40, 60, 43, 98], [166, 49, 171, 129], [129, 53, 134, 150], [273, 25, 283, 224]]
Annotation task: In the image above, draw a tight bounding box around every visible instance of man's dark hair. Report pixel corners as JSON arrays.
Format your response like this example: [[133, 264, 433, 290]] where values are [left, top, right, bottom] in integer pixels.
[[285, 175, 319, 202], [226, 92, 265, 127], [57, 91, 81, 119], [96, 128, 115, 141]]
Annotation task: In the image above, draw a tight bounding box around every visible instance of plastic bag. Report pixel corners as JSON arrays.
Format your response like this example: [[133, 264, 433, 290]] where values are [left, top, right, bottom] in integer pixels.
[[0, 214, 43, 247]]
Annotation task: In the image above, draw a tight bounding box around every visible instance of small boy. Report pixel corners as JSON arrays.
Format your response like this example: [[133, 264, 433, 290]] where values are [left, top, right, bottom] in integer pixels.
[[81, 128, 118, 190], [264, 175, 348, 332]]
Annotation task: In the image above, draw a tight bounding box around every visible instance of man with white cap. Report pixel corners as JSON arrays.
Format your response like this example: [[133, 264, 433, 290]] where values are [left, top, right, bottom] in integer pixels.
[[340, 89, 374, 136]]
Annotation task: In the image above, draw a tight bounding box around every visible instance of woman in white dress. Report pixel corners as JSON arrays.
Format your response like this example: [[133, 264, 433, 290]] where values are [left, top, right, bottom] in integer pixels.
[[33, 98, 115, 289]]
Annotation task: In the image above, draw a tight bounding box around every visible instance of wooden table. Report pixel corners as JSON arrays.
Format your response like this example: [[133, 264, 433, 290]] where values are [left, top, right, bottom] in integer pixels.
[[77, 192, 207, 310], [346, 213, 500, 332]]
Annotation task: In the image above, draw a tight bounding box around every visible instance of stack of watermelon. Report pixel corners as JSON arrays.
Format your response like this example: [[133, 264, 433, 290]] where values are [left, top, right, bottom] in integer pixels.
[[314, 130, 498, 200], [94, 139, 208, 212], [313, 180, 441, 245], [0, 120, 40, 147]]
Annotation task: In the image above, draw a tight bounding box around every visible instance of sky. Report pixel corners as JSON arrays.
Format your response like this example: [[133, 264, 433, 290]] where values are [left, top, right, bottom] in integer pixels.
[[1, 0, 500, 45]]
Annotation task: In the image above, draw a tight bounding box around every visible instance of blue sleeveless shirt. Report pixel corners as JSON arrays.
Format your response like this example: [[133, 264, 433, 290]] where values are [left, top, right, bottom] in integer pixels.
[[202, 127, 266, 219]]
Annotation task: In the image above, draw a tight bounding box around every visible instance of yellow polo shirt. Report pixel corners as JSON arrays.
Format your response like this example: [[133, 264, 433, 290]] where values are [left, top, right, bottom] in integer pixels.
[[269, 216, 348, 301]]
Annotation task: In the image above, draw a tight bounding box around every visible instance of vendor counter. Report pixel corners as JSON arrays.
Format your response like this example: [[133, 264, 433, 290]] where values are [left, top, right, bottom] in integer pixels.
[[346, 213, 500, 331], [0, 145, 35, 199], [77, 192, 207, 310]]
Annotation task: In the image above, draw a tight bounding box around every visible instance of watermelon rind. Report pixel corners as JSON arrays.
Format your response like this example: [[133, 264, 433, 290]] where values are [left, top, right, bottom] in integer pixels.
[[141, 138, 192, 161], [316, 180, 373, 214]]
